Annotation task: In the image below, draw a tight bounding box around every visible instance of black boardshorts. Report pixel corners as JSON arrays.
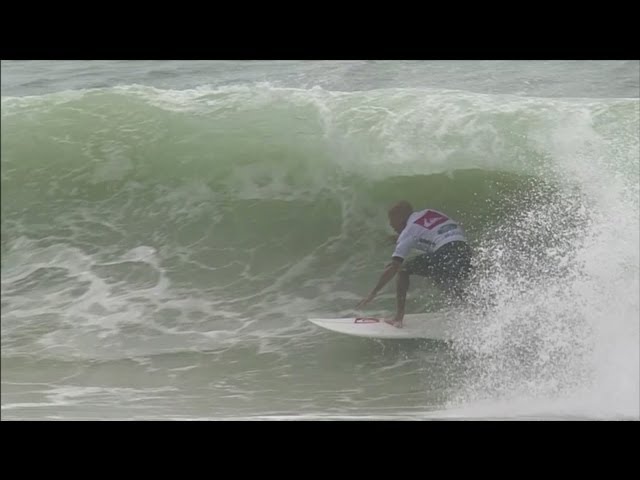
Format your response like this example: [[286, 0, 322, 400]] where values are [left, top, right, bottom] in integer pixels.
[[401, 241, 472, 296]]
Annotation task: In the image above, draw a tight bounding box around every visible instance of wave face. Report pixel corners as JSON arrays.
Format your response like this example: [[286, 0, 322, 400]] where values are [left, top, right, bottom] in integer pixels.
[[2, 62, 638, 420]]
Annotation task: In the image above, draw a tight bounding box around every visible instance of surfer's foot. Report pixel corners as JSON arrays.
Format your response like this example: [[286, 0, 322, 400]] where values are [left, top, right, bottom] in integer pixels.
[[385, 319, 403, 328]]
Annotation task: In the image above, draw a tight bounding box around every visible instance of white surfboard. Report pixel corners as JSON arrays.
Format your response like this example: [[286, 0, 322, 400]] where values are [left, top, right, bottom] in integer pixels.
[[307, 312, 457, 340]]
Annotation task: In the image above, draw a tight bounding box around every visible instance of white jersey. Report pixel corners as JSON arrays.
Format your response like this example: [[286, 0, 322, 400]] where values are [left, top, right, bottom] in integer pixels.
[[392, 208, 467, 259]]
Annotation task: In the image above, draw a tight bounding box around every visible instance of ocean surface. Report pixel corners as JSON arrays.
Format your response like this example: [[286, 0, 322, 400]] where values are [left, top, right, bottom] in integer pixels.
[[1, 60, 638, 420]]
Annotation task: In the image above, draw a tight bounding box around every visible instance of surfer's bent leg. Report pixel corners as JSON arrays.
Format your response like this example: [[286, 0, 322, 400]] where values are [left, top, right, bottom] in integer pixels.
[[388, 254, 432, 327], [431, 242, 473, 303], [394, 270, 410, 326]]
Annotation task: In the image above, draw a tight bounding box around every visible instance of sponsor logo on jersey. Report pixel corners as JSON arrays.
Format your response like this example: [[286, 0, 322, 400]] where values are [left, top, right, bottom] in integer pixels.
[[418, 238, 435, 247], [414, 210, 449, 230], [437, 223, 459, 235]]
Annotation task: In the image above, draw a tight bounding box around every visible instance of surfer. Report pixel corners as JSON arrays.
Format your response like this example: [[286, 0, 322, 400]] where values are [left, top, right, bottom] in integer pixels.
[[355, 201, 472, 328]]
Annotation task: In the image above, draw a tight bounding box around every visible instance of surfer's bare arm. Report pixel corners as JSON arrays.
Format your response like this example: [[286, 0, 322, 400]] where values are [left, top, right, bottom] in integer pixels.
[[355, 258, 403, 308]]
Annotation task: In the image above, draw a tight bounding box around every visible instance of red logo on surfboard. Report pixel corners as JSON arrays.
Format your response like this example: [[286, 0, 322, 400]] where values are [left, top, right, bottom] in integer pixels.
[[355, 317, 380, 323]]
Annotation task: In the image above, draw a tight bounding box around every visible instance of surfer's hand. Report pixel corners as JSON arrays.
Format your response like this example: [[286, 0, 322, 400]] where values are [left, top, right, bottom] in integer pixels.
[[356, 293, 375, 308]]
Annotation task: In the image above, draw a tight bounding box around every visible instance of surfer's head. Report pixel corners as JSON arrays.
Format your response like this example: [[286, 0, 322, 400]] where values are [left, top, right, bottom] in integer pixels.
[[388, 201, 413, 233]]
